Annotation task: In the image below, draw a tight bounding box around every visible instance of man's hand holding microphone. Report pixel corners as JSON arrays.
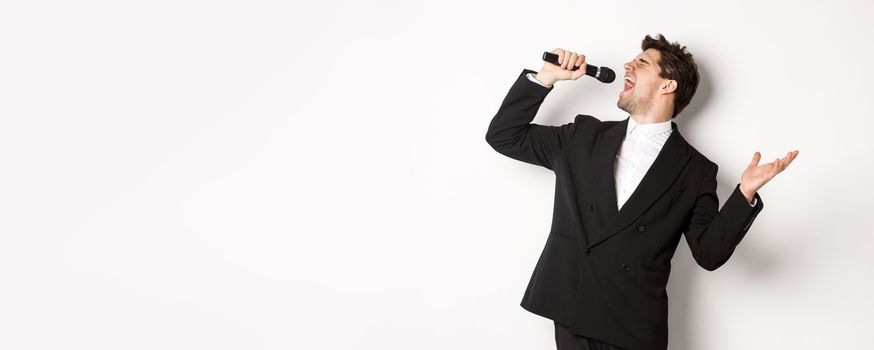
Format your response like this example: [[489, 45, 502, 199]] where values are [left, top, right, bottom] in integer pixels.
[[534, 48, 588, 87], [533, 48, 615, 86]]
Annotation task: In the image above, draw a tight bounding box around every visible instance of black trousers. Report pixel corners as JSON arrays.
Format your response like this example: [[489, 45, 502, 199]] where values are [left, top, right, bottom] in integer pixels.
[[553, 321, 627, 350]]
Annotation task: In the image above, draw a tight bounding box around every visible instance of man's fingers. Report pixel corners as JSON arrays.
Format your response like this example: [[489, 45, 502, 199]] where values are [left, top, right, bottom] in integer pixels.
[[552, 48, 563, 65], [786, 150, 799, 166], [553, 49, 563, 69], [779, 153, 791, 170], [550, 49, 586, 71], [778, 150, 799, 172]]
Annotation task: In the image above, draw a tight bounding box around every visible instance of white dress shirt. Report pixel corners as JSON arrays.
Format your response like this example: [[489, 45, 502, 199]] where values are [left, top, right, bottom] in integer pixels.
[[614, 116, 673, 209], [526, 72, 757, 209]]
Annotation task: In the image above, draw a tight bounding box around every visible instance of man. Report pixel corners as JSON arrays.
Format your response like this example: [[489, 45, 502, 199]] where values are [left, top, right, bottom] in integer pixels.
[[484, 34, 798, 350]]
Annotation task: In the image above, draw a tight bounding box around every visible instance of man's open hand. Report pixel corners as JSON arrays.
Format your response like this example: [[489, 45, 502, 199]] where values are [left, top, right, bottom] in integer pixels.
[[739, 150, 800, 202]]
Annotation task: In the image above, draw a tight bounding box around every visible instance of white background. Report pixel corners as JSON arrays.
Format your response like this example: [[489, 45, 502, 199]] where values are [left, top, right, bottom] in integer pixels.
[[1, 0, 872, 349]]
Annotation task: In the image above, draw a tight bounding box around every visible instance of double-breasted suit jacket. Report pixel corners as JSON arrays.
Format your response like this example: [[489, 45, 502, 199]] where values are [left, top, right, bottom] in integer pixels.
[[485, 69, 764, 350]]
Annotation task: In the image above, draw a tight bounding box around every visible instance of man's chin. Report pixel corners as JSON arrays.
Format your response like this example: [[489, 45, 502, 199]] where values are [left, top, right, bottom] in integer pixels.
[[617, 99, 629, 113]]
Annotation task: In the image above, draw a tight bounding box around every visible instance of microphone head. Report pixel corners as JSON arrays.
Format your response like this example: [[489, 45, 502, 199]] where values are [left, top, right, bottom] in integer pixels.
[[598, 67, 616, 83], [584, 64, 616, 83]]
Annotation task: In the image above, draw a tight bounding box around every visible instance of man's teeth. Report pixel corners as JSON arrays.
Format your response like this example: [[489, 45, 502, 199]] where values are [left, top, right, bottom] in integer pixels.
[[623, 77, 635, 90]]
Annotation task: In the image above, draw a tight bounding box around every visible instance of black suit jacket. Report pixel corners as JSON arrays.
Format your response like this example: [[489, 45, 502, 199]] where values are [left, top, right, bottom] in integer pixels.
[[485, 69, 764, 350]]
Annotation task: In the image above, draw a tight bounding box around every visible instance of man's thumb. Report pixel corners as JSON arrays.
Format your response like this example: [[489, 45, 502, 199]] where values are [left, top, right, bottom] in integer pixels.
[[747, 151, 761, 169]]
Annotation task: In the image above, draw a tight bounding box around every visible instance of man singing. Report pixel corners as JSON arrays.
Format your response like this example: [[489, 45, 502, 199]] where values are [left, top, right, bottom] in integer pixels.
[[484, 34, 798, 350]]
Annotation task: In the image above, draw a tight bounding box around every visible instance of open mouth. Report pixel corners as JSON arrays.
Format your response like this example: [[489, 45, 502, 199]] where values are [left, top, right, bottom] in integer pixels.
[[623, 75, 635, 92]]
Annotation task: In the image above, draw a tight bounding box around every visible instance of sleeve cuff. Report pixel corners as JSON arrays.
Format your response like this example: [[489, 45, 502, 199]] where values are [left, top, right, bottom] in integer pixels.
[[728, 183, 763, 232], [526, 72, 552, 88]]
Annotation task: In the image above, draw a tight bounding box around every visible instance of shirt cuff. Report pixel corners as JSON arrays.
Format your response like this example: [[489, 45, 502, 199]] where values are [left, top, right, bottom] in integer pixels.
[[526, 72, 552, 88]]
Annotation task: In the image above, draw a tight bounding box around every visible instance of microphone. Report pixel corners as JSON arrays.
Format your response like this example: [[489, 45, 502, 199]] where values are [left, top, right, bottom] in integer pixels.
[[542, 51, 615, 83]]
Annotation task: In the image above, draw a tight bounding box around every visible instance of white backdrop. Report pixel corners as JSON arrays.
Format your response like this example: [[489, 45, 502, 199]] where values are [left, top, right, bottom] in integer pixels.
[[1, 0, 872, 349]]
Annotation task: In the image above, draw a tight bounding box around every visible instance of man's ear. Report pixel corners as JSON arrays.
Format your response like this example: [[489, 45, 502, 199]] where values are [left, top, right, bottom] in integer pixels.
[[661, 80, 677, 94]]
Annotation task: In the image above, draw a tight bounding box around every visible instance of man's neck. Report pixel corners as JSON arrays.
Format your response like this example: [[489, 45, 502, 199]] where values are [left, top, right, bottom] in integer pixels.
[[629, 108, 672, 124]]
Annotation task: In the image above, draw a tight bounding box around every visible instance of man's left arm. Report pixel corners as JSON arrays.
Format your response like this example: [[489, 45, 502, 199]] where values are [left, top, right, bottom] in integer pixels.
[[682, 164, 764, 271], [683, 150, 799, 271]]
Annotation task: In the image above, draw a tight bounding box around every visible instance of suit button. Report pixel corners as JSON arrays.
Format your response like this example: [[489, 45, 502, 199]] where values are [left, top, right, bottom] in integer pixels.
[[586, 205, 594, 211], [638, 225, 645, 232], [622, 264, 631, 271], [585, 248, 591, 255]]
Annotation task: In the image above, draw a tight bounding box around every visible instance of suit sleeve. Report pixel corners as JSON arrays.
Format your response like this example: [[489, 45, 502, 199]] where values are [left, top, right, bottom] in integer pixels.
[[485, 68, 581, 171], [682, 163, 764, 271]]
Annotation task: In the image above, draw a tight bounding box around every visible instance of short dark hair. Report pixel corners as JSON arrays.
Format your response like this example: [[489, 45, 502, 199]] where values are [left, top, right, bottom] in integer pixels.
[[641, 34, 699, 119]]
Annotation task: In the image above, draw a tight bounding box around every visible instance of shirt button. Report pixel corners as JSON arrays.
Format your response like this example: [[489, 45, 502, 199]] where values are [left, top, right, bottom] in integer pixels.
[[586, 205, 594, 211], [638, 225, 645, 232], [585, 248, 591, 255], [622, 264, 631, 271]]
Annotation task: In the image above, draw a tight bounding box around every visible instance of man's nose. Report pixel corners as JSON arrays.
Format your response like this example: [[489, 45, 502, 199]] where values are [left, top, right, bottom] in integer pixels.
[[624, 62, 633, 72]]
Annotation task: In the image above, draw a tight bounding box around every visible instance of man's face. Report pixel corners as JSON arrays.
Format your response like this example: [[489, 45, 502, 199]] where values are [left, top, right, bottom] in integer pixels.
[[617, 48, 668, 114]]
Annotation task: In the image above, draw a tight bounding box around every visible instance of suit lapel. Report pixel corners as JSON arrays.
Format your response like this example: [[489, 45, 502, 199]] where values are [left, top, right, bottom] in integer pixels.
[[587, 117, 691, 248], [588, 118, 626, 225]]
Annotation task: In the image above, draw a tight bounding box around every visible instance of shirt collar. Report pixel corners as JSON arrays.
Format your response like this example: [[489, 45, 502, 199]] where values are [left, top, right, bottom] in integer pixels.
[[626, 116, 672, 138]]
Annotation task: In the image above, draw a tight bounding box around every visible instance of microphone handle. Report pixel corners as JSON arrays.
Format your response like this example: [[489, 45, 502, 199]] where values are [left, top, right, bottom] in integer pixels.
[[541, 51, 613, 83], [541, 51, 592, 73]]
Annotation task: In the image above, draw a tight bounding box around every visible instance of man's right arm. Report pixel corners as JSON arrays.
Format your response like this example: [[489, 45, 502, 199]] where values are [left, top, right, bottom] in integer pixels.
[[485, 48, 590, 170], [485, 68, 585, 171]]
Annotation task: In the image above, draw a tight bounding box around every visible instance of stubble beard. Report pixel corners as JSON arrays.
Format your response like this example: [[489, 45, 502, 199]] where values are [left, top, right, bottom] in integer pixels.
[[617, 90, 652, 115], [617, 95, 637, 114]]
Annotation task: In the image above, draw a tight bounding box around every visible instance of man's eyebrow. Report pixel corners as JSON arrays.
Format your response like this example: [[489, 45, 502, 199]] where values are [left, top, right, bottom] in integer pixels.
[[638, 57, 649, 64]]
